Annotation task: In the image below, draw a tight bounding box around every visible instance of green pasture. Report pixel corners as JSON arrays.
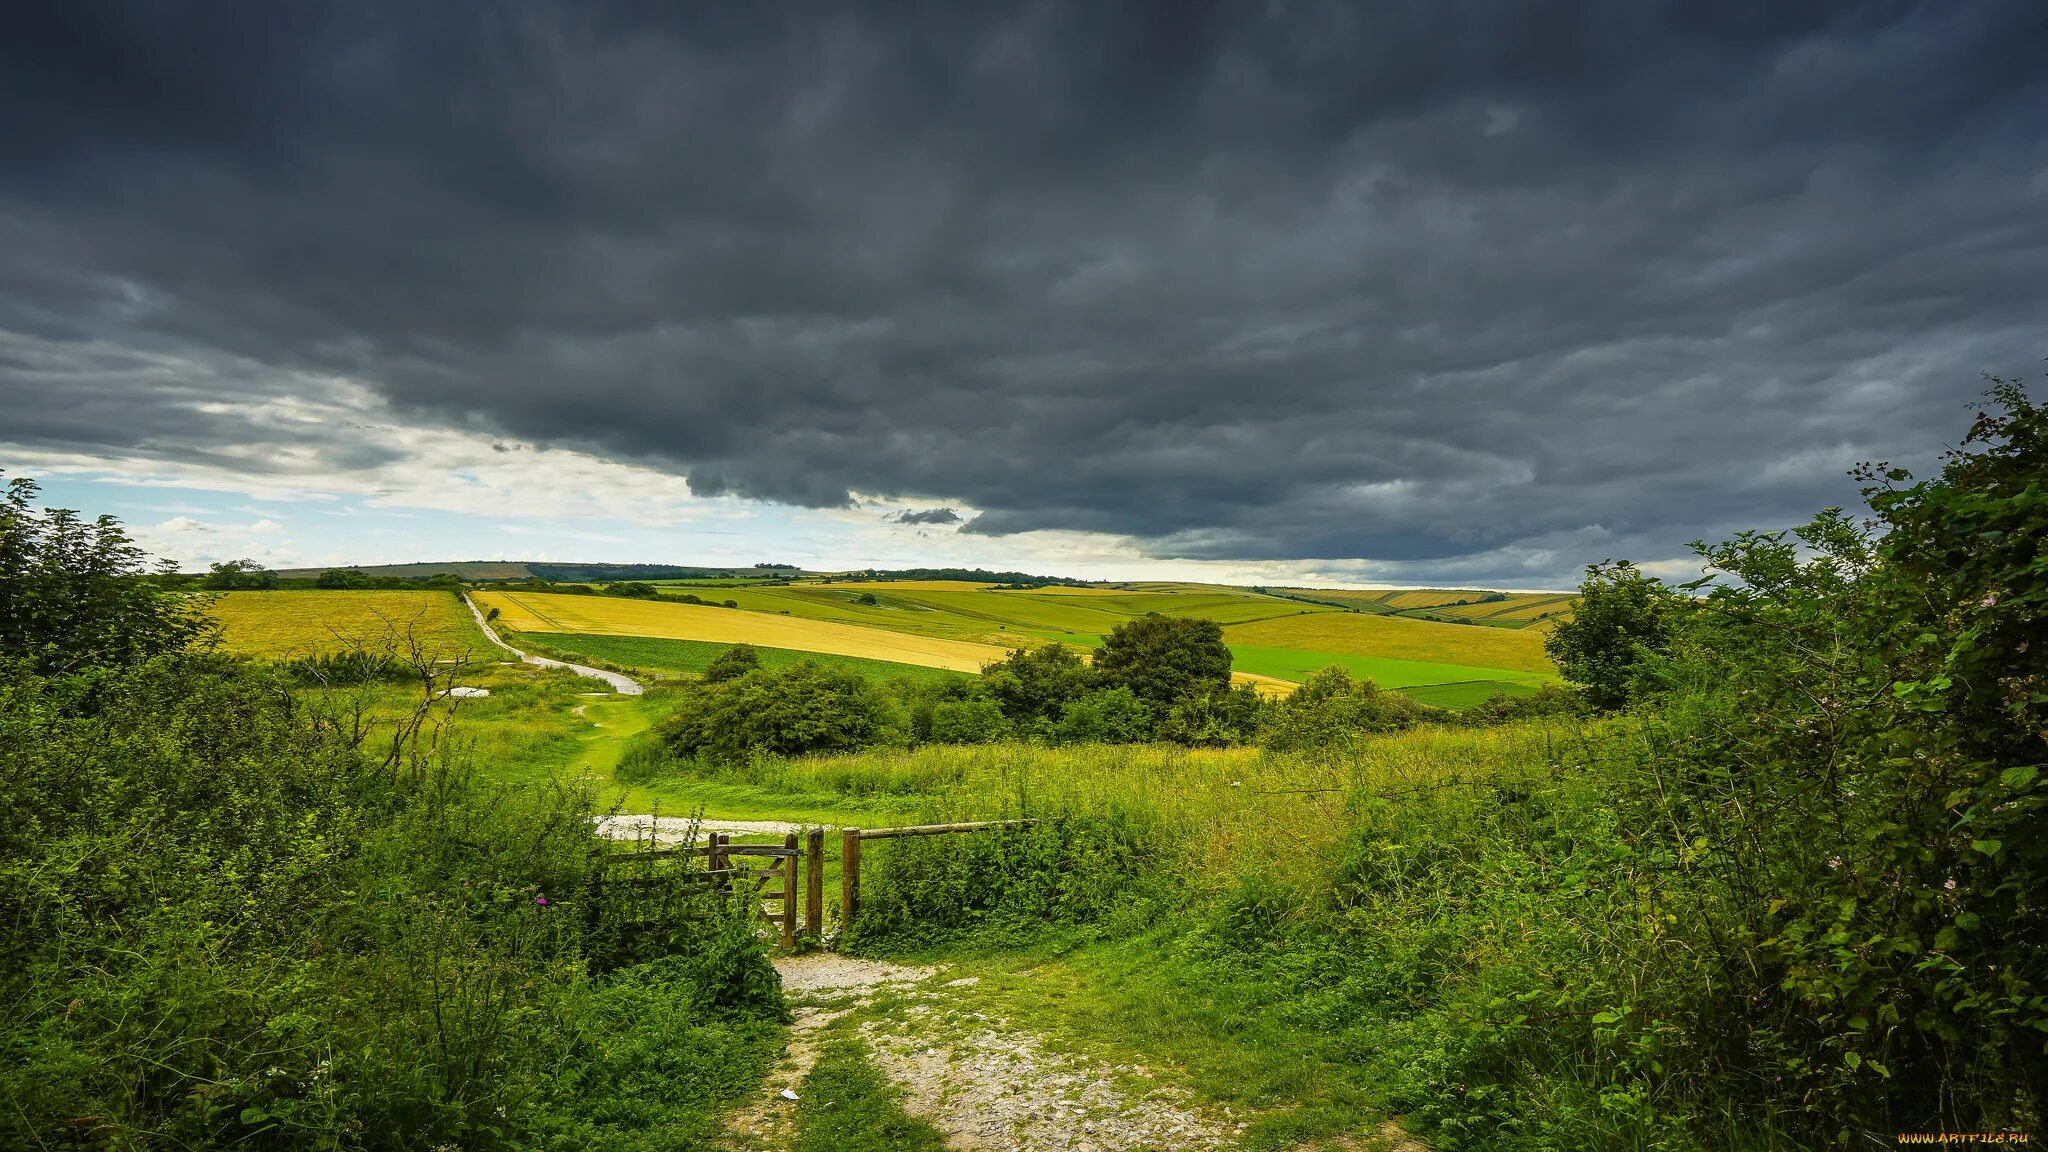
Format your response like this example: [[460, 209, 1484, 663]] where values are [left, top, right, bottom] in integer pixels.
[[1227, 643, 1550, 692]]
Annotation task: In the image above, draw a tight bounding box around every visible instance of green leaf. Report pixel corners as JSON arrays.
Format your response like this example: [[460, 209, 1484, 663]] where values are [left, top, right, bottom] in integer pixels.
[[1844, 1051, 1862, 1071], [1970, 839, 2003, 857], [1999, 765, 2038, 790]]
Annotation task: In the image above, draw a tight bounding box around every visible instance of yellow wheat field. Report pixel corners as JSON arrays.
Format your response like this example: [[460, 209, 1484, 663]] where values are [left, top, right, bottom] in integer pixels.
[[476, 591, 1015, 673], [209, 591, 488, 659]]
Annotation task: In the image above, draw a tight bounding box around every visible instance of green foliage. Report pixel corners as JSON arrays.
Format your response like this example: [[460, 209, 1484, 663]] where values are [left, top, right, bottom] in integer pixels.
[[0, 474, 215, 674], [1054, 686, 1153, 744], [793, 1037, 950, 1152], [0, 655, 783, 1149], [929, 696, 1011, 744], [1156, 682, 1267, 747], [1544, 559, 1675, 709], [1593, 381, 2046, 1139], [980, 642, 1094, 724], [702, 642, 762, 683], [202, 557, 280, 589], [1262, 667, 1430, 751], [1092, 613, 1233, 712], [1449, 681, 1590, 727], [658, 661, 900, 764], [846, 817, 1157, 950], [315, 566, 373, 589], [278, 648, 412, 685]]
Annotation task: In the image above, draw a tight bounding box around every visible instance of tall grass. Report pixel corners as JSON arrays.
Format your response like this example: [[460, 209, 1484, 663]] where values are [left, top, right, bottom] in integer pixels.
[[677, 719, 1817, 1150]]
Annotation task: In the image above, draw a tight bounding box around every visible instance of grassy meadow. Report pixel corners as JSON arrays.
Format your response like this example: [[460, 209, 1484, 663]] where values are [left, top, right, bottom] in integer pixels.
[[206, 589, 490, 658]]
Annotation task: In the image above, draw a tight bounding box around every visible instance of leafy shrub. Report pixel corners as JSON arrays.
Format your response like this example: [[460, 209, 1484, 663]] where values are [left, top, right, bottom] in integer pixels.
[[0, 655, 783, 1149], [1543, 559, 1675, 710], [658, 661, 900, 764], [928, 697, 1010, 744], [1262, 667, 1429, 750], [980, 643, 1094, 725], [702, 642, 761, 683], [1155, 682, 1266, 746], [278, 648, 412, 685], [1091, 614, 1233, 713], [1054, 686, 1152, 744], [844, 816, 1159, 950]]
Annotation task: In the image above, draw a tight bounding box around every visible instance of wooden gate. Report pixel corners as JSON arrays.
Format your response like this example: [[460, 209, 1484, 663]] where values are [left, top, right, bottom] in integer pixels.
[[590, 827, 827, 951], [838, 819, 1036, 933]]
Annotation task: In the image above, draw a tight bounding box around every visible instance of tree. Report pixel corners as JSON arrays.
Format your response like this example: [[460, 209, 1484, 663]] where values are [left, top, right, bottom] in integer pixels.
[[1543, 560, 1675, 709], [201, 558, 276, 590], [1156, 682, 1265, 746], [1091, 614, 1232, 713], [1263, 667, 1428, 751], [315, 567, 371, 589], [1054, 686, 1152, 744], [929, 697, 1010, 744], [659, 662, 896, 764], [0, 474, 214, 674], [702, 643, 761, 684], [980, 643, 1093, 723], [855, 592, 879, 606]]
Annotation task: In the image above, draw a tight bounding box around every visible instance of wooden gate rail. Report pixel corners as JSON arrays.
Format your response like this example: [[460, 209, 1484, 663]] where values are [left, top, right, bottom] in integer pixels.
[[839, 819, 1037, 932], [590, 828, 829, 950]]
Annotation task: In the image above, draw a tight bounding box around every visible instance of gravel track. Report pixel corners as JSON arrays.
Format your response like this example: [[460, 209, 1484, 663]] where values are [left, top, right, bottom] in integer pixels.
[[725, 955, 1263, 1152], [460, 593, 643, 695]]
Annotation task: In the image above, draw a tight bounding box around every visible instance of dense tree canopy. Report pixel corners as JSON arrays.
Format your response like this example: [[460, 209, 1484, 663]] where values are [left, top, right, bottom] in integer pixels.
[[1090, 614, 1233, 713], [0, 474, 213, 675]]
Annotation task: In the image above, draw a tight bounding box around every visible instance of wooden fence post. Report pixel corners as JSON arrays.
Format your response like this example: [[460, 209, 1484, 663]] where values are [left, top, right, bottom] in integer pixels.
[[805, 828, 824, 938], [841, 828, 861, 932], [780, 833, 798, 949], [707, 832, 727, 890]]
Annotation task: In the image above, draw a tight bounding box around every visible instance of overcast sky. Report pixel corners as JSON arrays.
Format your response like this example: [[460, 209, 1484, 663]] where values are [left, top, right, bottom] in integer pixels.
[[3, 2, 2042, 586]]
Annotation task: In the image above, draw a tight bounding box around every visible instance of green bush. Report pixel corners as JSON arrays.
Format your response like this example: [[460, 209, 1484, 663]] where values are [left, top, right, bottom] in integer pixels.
[[1262, 666, 1429, 750], [844, 816, 1159, 950], [1054, 686, 1152, 744], [1155, 682, 1266, 746], [928, 697, 1010, 744], [1091, 614, 1233, 714], [701, 642, 761, 683], [658, 661, 901, 764]]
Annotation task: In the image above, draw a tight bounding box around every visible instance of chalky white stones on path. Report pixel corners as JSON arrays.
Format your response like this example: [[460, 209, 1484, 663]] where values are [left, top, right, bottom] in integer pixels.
[[445, 686, 491, 698], [721, 954, 1249, 1152]]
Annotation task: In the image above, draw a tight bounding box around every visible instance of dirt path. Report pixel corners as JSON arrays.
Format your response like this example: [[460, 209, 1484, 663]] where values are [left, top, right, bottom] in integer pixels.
[[460, 593, 644, 695], [725, 954, 1253, 1152]]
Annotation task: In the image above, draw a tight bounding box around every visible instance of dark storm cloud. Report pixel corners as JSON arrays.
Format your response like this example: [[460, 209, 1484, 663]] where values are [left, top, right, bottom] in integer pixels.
[[3, 1, 2045, 583], [894, 508, 962, 526]]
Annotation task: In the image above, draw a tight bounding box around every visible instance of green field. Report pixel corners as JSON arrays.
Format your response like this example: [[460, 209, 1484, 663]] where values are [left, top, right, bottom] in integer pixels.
[[515, 631, 973, 689], [1271, 586, 1574, 628], [1224, 608, 1556, 673], [1226, 643, 1550, 692]]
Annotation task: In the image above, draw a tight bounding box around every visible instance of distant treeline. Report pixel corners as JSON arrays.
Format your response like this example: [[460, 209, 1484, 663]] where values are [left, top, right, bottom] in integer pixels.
[[825, 567, 1089, 587]]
